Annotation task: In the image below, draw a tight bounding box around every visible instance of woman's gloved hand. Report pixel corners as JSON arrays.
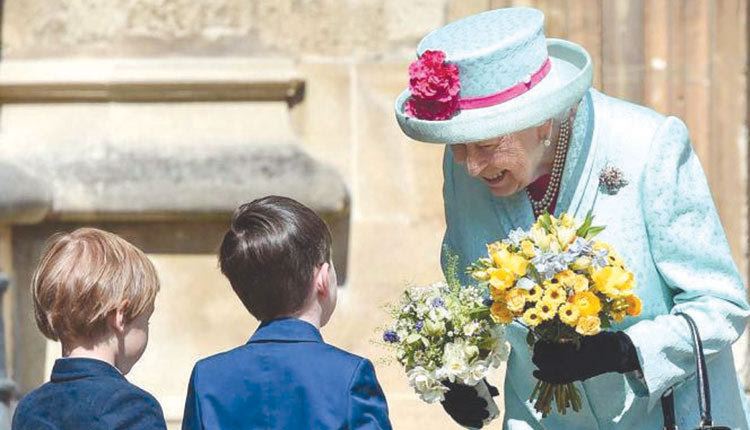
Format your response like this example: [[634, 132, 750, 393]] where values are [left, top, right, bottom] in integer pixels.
[[440, 380, 499, 428], [532, 331, 641, 384]]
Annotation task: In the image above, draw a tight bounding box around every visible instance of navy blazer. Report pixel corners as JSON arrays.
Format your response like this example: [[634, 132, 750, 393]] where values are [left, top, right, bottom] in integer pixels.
[[182, 318, 392, 430], [12, 358, 167, 430]]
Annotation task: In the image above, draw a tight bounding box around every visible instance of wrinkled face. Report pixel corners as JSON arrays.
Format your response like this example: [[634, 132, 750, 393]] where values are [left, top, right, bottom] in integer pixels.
[[116, 304, 153, 375], [451, 124, 550, 196]]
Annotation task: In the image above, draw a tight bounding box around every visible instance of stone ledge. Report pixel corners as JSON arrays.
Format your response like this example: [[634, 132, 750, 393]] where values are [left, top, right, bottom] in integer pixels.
[[0, 58, 305, 105], [0, 144, 348, 222], [0, 163, 50, 224]]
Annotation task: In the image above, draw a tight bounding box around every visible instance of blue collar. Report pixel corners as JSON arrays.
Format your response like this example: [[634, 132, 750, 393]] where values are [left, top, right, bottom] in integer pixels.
[[50, 358, 124, 383], [248, 318, 324, 344]]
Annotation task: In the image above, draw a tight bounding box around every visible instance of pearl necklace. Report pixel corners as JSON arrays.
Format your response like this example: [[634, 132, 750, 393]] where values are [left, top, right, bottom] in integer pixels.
[[527, 119, 571, 217]]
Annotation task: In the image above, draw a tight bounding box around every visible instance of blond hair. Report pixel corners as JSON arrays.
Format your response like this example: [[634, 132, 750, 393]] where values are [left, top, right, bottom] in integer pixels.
[[31, 228, 160, 343]]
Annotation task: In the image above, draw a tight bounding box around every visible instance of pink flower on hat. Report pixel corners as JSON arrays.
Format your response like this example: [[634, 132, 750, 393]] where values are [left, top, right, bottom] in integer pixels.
[[405, 50, 461, 121]]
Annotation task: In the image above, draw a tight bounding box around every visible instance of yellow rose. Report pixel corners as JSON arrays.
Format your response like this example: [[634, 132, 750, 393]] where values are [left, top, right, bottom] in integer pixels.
[[520, 240, 536, 258], [559, 303, 580, 326], [505, 288, 528, 313], [625, 295, 642, 317], [571, 274, 590, 293], [489, 268, 515, 291], [571, 256, 592, 271], [491, 248, 528, 277], [576, 315, 602, 336], [570, 291, 602, 317], [543, 284, 566, 306], [523, 308, 542, 327], [612, 310, 626, 323], [536, 299, 558, 321], [490, 286, 506, 301], [491, 301, 514, 324], [487, 241, 506, 254], [592, 266, 634, 298]]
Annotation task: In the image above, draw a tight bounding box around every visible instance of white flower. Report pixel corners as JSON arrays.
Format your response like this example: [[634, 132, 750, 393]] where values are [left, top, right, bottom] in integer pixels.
[[437, 341, 470, 383], [407, 366, 448, 403], [464, 360, 489, 386], [463, 322, 481, 337]]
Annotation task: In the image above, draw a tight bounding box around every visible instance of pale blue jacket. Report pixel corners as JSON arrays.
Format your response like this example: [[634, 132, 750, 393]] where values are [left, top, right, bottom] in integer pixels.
[[442, 88, 750, 429]]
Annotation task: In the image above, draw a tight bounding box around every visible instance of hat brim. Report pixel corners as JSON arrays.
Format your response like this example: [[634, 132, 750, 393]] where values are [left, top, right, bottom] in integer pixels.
[[394, 39, 593, 144]]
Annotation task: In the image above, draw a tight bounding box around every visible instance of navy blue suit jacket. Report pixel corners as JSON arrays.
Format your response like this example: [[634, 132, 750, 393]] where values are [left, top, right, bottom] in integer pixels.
[[12, 358, 167, 430], [182, 318, 392, 430]]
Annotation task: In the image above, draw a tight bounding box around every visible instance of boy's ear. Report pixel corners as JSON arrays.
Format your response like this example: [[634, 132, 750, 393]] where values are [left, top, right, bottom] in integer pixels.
[[313, 262, 332, 297], [106, 302, 128, 335]]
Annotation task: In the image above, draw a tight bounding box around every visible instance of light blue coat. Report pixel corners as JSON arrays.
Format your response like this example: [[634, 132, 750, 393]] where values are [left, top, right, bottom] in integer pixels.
[[442, 88, 750, 429]]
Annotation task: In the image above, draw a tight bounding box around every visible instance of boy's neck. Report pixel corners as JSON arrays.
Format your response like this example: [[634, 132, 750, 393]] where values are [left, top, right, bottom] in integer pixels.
[[63, 338, 118, 369], [292, 311, 323, 329]]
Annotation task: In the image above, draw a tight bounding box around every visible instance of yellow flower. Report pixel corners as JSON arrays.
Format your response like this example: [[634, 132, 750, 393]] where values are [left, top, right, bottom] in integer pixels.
[[527, 284, 543, 302], [571, 256, 592, 271], [523, 308, 542, 327], [612, 310, 626, 323], [491, 248, 528, 277], [530, 226, 551, 251], [536, 299, 558, 321], [570, 291, 602, 317], [505, 288, 528, 313], [543, 284, 566, 306], [560, 213, 576, 228], [471, 270, 490, 282], [592, 266, 634, 298], [558, 303, 580, 326], [576, 315, 602, 336], [487, 241, 506, 254], [490, 286, 506, 301], [491, 301, 514, 324], [548, 236, 562, 253], [571, 274, 590, 293], [593, 242, 626, 267], [556, 270, 577, 288], [625, 295, 642, 317], [520, 240, 536, 258], [557, 227, 577, 248], [489, 268, 515, 291]]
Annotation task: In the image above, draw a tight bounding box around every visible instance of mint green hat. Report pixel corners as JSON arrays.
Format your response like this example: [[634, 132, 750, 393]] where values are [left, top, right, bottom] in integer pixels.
[[394, 7, 593, 144]]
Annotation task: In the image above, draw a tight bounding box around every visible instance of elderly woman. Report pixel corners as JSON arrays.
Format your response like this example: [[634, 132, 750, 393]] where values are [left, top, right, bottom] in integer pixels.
[[394, 7, 750, 430]]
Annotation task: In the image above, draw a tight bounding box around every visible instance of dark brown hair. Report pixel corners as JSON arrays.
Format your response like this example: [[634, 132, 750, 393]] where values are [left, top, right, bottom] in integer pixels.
[[219, 196, 332, 321]]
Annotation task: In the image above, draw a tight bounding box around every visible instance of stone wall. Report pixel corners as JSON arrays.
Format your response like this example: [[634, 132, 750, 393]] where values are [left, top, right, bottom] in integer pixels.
[[0, 1, 747, 429]]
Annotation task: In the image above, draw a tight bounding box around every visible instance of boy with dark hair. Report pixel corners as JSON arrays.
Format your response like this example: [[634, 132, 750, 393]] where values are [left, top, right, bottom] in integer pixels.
[[182, 195, 392, 430]]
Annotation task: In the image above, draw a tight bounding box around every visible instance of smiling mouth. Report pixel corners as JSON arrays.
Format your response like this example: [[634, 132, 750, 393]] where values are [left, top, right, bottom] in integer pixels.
[[482, 170, 508, 185]]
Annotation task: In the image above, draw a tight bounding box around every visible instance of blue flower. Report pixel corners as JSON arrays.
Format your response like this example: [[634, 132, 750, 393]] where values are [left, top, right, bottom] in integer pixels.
[[482, 297, 494, 307], [592, 248, 609, 269], [503, 227, 527, 247], [531, 251, 568, 279], [567, 237, 593, 256], [383, 330, 400, 343], [415, 321, 424, 332], [432, 297, 445, 308]]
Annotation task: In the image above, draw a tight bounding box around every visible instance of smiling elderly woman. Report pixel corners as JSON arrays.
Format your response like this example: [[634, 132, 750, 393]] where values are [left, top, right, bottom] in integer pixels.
[[394, 7, 750, 430]]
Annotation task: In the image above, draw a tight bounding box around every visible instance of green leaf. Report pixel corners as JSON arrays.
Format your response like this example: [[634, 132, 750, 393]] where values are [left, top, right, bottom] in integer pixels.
[[443, 244, 461, 290], [542, 212, 553, 234], [527, 264, 543, 285], [585, 226, 606, 239], [575, 212, 593, 237]]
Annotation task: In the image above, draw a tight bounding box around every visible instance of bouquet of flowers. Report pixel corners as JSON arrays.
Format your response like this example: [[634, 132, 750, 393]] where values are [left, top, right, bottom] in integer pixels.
[[381, 260, 509, 427], [467, 212, 642, 417]]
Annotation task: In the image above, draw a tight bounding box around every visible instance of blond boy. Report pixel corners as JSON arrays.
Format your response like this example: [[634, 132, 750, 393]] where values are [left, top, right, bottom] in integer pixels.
[[12, 228, 166, 430]]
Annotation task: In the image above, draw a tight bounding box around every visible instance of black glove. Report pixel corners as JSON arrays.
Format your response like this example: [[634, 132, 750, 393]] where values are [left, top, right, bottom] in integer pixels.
[[440, 380, 499, 428], [532, 331, 641, 384]]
